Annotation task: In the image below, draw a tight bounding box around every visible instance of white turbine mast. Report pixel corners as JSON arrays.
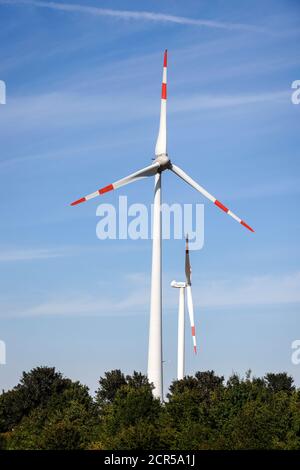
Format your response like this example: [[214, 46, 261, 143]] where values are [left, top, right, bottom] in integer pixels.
[[70, 50, 254, 401], [171, 236, 196, 381]]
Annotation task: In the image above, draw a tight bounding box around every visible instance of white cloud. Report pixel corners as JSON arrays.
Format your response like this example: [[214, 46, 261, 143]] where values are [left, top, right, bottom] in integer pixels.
[[2, 271, 300, 318], [20, 293, 147, 317], [192, 271, 300, 308], [0, 0, 265, 33], [18, 275, 149, 317], [0, 247, 65, 262], [0, 245, 96, 262], [227, 178, 300, 201], [0, 89, 288, 141], [172, 90, 289, 113]]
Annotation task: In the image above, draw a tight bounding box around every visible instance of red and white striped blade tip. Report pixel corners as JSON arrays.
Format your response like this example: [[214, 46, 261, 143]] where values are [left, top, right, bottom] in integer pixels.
[[241, 220, 255, 232], [164, 49, 167, 66], [70, 184, 114, 206], [194, 346, 197, 354], [70, 197, 86, 206], [214, 199, 254, 232]]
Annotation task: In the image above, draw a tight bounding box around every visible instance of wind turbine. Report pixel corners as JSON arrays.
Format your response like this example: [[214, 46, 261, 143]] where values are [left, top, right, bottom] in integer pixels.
[[70, 50, 254, 401], [171, 236, 196, 381]]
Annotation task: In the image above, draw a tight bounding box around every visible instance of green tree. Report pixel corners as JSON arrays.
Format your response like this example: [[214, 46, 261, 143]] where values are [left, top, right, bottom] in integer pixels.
[[168, 370, 224, 400], [103, 420, 162, 450], [42, 422, 83, 450], [1, 367, 300, 450], [0, 390, 24, 433], [2, 367, 97, 450], [97, 372, 162, 449], [264, 372, 295, 393], [285, 391, 300, 449], [95, 369, 126, 408], [0, 366, 70, 432]]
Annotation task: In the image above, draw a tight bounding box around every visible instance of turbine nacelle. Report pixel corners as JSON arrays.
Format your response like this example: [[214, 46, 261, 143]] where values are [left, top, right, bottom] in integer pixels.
[[171, 280, 186, 288]]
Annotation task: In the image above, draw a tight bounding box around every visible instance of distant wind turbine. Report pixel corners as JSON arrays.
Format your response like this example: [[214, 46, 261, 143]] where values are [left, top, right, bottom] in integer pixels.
[[70, 50, 254, 401], [171, 235, 196, 381]]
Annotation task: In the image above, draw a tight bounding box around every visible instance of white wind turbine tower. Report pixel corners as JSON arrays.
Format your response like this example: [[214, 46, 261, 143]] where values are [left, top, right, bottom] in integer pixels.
[[171, 236, 196, 381], [70, 50, 254, 401]]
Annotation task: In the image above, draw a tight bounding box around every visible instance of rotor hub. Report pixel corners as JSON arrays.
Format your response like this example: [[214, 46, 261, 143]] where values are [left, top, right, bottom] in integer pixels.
[[155, 154, 171, 171]]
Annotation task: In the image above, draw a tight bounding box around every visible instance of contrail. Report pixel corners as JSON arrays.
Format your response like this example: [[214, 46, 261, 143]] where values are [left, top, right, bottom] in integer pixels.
[[0, 0, 266, 33]]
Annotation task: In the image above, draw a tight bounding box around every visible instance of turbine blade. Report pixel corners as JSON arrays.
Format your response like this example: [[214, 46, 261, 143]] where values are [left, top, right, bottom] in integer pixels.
[[185, 235, 191, 286], [186, 285, 197, 354], [171, 164, 254, 232], [71, 162, 160, 206], [155, 50, 167, 157]]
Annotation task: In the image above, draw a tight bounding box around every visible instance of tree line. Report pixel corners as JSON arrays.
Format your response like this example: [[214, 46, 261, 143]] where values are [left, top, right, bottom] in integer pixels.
[[0, 366, 299, 449]]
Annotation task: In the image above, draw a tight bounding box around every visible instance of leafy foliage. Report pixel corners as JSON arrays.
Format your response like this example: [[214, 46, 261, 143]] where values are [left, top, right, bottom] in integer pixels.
[[0, 366, 71, 433], [264, 372, 295, 393], [1, 366, 300, 450], [95, 369, 126, 408]]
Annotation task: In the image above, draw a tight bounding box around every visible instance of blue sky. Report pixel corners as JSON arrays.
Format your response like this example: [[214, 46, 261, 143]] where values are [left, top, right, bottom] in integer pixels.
[[0, 0, 300, 395]]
